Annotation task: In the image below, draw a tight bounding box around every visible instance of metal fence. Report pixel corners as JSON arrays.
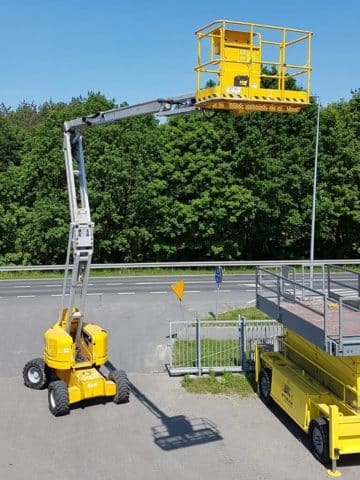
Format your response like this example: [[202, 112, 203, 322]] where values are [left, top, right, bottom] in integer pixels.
[[1, 259, 359, 272], [167, 317, 283, 376]]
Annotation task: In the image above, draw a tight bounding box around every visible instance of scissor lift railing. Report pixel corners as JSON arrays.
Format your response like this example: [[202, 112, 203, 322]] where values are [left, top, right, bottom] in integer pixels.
[[327, 264, 360, 302], [256, 265, 360, 356]]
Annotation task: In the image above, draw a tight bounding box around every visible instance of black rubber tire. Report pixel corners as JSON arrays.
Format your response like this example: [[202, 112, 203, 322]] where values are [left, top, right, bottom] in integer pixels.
[[23, 358, 50, 390], [48, 380, 70, 417], [309, 417, 330, 464], [109, 369, 130, 404], [258, 368, 272, 405]]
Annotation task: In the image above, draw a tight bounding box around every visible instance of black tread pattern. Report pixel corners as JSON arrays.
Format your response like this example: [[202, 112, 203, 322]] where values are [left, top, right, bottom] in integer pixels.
[[309, 416, 330, 464], [258, 368, 272, 405], [23, 358, 49, 390], [109, 369, 130, 404], [48, 380, 70, 416]]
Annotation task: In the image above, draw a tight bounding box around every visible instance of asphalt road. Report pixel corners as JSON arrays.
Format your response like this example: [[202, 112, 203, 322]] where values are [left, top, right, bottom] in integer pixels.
[[0, 271, 357, 298], [0, 273, 257, 297]]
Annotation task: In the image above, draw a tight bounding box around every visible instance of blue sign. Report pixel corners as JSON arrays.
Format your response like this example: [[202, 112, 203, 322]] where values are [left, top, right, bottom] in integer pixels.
[[215, 265, 223, 285]]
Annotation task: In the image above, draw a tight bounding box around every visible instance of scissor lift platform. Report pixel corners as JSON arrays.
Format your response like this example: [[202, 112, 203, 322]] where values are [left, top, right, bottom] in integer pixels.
[[255, 264, 360, 475], [256, 265, 360, 356]]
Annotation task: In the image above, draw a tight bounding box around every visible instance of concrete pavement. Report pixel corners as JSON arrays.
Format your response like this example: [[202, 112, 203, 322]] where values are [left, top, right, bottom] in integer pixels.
[[1, 373, 360, 480]]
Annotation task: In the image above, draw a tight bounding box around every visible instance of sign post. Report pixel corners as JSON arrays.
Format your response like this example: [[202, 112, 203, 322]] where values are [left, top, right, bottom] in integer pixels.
[[214, 266, 223, 320]]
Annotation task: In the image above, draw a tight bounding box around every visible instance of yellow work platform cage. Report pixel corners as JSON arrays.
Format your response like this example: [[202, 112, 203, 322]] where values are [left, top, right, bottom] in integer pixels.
[[195, 20, 312, 114]]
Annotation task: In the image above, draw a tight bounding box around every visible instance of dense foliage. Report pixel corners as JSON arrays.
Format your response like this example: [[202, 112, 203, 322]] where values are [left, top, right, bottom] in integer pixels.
[[0, 91, 359, 265]]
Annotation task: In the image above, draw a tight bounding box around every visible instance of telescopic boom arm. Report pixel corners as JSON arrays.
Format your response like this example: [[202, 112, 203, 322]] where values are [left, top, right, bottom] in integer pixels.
[[61, 94, 197, 345]]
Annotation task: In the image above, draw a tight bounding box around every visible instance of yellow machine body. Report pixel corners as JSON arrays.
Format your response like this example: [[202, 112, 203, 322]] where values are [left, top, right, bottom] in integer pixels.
[[256, 329, 360, 464], [44, 320, 108, 370], [55, 367, 116, 404], [195, 20, 312, 114], [43, 308, 114, 404], [44, 324, 75, 370]]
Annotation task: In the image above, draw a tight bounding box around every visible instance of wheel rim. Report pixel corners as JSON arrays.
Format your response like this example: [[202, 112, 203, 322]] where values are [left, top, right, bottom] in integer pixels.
[[49, 390, 56, 409], [312, 426, 324, 456], [260, 376, 269, 397], [27, 367, 40, 384]]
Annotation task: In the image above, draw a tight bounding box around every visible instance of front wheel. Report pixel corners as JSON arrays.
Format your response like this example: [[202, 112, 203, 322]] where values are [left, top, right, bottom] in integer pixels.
[[23, 358, 50, 390], [109, 369, 130, 404], [309, 417, 330, 464], [48, 380, 70, 417], [258, 368, 272, 405]]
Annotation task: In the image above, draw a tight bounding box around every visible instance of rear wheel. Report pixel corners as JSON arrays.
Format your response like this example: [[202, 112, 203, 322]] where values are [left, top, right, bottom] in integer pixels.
[[258, 368, 272, 405], [23, 358, 50, 390], [109, 369, 130, 404], [48, 380, 70, 416], [309, 417, 330, 464]]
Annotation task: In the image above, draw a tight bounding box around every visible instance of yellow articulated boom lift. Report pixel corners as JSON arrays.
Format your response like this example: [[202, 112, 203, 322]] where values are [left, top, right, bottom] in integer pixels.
[[256, 265, 360, 476], [22, 20, 312, 416]]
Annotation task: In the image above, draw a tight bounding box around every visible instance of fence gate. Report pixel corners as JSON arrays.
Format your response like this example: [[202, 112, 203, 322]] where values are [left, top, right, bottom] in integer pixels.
[[167, 317, 283, 376]]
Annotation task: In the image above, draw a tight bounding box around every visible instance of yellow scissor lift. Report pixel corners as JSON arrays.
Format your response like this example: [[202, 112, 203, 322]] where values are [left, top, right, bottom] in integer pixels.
[[256, 265, 360, 476]]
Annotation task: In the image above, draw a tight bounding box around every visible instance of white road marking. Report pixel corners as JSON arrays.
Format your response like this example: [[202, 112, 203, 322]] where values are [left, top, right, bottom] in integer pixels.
[[14, 285, 31, 288], [44, 284, 62, 287], [150, 291, 168, 294], [245, 289, 256, 292], [17, 295, 35, 298], [117, 292, 135, 295], [135, 280, 242, 285], [87, 293, 103, 296], [213, 289, 231, 293], [243, 283, 256, 287], [333, 288, 357, 294], [185, 290, 201, 293], [51, 294, 69, 297], [247, 299, 256, 304]]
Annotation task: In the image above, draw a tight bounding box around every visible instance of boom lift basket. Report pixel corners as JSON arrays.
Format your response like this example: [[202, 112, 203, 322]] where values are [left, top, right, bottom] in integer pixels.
[[195, 20, 312, 114]]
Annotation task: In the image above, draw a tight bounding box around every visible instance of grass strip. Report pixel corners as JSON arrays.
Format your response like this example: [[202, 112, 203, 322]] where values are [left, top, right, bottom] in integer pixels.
[[0, 266, 257, 280], [212, 306, 270, 321], [182, 371, 255, 397]]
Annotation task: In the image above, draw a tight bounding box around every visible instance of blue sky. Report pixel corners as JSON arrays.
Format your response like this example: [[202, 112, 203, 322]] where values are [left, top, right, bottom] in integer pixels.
[[1, 0, 359, 108]]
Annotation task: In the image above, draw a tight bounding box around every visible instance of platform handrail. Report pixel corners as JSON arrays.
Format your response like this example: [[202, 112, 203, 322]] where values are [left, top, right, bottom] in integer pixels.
[[326, 264, 360, 299], [257, 264, 360, 356], [257, 266, 328, 345]]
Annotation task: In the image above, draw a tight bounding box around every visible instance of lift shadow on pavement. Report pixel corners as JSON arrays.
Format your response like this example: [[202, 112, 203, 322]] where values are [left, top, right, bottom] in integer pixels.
[[129, 381, 223, 451]]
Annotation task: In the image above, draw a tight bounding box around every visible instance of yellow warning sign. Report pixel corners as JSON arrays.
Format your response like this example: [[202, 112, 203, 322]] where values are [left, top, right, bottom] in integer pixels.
[[171, 280, 185, 301]]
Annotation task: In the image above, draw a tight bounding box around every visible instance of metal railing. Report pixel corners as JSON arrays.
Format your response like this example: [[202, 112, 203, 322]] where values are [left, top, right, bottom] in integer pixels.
[[327, 264, 360, 301], [256, 265, 360, 356], [1, 259, 359, 272], [167, 316, 283, 375]]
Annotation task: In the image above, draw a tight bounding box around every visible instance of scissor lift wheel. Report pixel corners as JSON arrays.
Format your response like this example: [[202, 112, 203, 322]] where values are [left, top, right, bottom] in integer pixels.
[[309, 417, 330, 464], [258, 369, 272, 405]]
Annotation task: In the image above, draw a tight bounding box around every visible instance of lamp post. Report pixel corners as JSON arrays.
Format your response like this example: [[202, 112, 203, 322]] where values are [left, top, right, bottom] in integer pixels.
[[309, 99, 321, 289]]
